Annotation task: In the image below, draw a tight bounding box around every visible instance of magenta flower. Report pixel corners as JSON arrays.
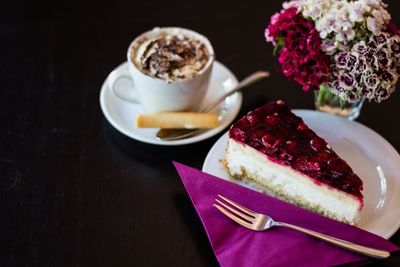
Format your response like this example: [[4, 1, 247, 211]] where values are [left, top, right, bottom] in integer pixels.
[[265, 8, 330, 91], [265, 1, 400, 103]]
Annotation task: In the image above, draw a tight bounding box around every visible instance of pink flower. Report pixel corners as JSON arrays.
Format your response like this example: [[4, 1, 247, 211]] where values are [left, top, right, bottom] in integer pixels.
[[266, 8, 330, 91], [265, 3, 400, 103], [265, 8, 299, 42]]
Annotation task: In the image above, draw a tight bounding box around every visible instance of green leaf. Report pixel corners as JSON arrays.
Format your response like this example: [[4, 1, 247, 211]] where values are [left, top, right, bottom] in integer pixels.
[[273, 36, 285, 56], [316, 84, 348, 110], [339, 98, 347, 109]]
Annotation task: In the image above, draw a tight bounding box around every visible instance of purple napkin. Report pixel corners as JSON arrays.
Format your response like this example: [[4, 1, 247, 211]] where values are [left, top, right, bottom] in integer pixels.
[[173, 162, 399, 267]]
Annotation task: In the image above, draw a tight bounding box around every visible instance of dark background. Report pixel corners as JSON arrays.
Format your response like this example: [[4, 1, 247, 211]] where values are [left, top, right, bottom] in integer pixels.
[[1, 0, 400, 266]]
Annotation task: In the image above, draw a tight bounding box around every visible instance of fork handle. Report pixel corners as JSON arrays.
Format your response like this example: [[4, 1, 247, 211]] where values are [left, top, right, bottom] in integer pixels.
[[277, 222, 390, 259]]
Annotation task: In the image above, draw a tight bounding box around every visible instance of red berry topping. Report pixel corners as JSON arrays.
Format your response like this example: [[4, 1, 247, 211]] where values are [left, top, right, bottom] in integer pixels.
[[310, 137, 326, 152], [245, 111, 260, 127], [265, 114, 279, 125], [228, 101, 363, 199], [297, 122, 308, 131]]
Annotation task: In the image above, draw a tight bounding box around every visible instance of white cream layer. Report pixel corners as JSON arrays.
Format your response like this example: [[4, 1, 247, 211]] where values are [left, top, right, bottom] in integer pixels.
[[226, 138, 362, 224]]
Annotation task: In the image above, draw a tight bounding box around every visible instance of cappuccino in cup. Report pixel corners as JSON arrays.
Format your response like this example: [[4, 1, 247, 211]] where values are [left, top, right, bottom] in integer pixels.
[[132, 32, 210, 82], [111, 27, 215, 113]]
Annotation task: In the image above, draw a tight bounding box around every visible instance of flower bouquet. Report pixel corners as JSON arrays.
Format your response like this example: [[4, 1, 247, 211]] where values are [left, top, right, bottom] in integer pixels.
[[265, 0, 400, 119]]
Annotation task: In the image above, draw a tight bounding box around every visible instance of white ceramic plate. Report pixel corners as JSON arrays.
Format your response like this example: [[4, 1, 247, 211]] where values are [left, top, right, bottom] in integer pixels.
[[100, 61, 242, 145], [203, 110, 400, 239]]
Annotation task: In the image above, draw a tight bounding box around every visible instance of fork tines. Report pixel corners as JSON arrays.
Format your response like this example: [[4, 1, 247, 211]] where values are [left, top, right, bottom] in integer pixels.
[[213, 195, 256, 228]]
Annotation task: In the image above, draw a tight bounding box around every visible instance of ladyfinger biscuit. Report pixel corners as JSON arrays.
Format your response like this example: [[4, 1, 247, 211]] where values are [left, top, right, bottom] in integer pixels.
[[135, 112, 219, 129]]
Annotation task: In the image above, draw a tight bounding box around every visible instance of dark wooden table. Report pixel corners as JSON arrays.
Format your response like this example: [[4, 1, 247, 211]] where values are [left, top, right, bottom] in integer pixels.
[[1, 0, 400, 266]]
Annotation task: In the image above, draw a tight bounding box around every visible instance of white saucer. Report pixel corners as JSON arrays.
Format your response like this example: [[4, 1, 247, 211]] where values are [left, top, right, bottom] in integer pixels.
[[203, 110, 400, 239], [100, 61, 242, 145]]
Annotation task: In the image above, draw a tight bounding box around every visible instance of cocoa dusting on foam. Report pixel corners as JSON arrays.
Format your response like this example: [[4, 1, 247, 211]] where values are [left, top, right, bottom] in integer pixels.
[[134, 34, 209, 82]]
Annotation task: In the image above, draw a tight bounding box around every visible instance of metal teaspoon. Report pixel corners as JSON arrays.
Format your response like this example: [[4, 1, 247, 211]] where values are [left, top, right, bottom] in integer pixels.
[[156, 70, 270, 141]]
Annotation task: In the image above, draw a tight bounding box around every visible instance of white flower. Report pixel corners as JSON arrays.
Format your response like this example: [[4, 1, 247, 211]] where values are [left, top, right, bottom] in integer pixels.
[[316, 14, 337, 38], [321, 39, 337, 55], [362, 67, 375, 78], [301, 0, 331, 20], [377, 6, 391, 21], [269, 0, 399, 103], [352, 41, 369, 54], [300, 0, 394, 55], [363, 73, 380, 89], [283, 0, 301, 10], [330, 1, 347, 11], [337, 2, 351, 21], [372, 9, 383, 22], [349, 2, 370, 23], [338, 71, 357, 88], [355, 55, 368, 72], [391, 71, 399, 85], [367, 17, 381, 35], [335, 22, 356, 42], [364, 4, 391, 35], [334, 51, 359, 70], [363, 0, 383, 7], [387, 35, 400, 56], [374, 81, 394, 103]]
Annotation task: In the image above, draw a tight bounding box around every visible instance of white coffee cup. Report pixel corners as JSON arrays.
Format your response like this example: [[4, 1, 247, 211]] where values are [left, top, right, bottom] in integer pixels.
[[110, 27, 215, 113]]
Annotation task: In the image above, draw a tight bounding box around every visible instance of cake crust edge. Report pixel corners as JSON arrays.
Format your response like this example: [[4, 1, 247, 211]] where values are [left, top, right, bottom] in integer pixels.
[[226, 138, 362, 225]]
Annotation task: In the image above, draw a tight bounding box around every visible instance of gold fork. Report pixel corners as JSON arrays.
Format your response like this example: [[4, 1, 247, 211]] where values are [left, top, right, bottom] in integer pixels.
[[213, 195, 390, 259]]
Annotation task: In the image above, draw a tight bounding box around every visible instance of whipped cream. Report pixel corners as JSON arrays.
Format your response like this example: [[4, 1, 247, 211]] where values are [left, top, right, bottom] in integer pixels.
[[132, 30, 209, 82]]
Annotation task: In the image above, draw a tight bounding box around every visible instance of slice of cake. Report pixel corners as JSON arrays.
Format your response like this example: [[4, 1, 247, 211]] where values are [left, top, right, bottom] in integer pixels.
[[226, 100, 363, 224]]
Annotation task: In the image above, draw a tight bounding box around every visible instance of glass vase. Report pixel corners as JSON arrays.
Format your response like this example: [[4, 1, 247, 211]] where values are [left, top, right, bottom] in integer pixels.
[[314, 86, 365, 121]]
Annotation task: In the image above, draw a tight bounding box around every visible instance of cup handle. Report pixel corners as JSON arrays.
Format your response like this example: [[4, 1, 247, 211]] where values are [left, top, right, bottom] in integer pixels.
[[111, 74, 140, 104]]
